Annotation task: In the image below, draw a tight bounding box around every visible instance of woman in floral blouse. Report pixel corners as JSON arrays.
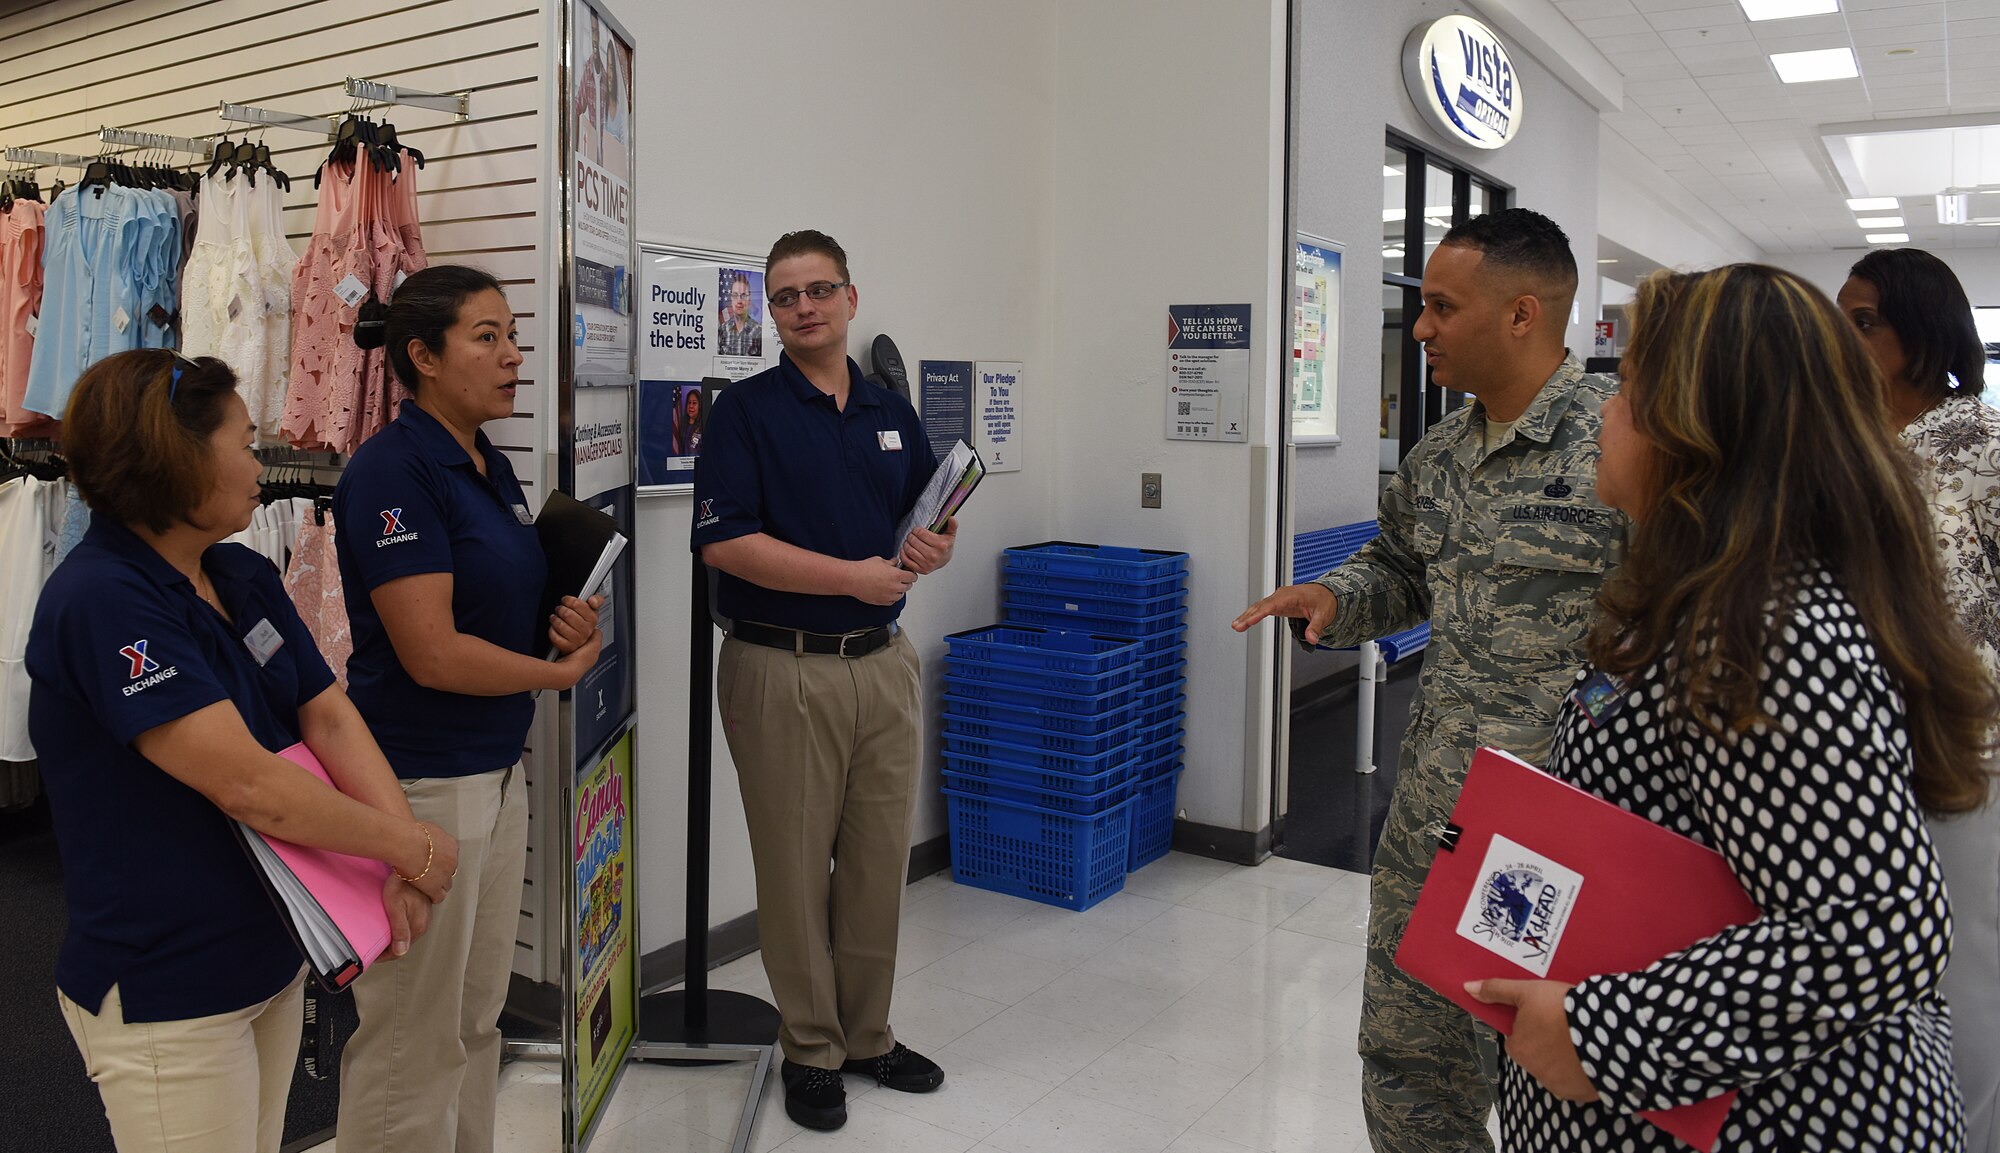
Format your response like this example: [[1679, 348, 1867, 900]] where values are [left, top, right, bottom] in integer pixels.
[[1840, 248, 2000, 1152]]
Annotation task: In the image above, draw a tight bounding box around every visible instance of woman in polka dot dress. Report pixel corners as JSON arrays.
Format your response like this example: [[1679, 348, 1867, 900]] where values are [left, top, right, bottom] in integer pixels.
[[1473, 264, 1997, 1151]]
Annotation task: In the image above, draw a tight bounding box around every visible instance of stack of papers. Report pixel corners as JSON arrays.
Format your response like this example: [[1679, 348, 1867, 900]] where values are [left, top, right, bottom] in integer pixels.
[[895, 440, 984, 556]]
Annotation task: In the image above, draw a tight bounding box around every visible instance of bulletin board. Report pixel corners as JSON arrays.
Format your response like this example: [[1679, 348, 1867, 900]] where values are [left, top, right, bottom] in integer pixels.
[[1292, 234, 1342, 445]]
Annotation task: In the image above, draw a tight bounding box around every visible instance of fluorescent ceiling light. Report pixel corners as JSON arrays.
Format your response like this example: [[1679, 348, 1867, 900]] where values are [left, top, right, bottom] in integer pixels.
[[1772, 47, 1858, 83], [1855, 215, 1905, 228], [1384, 209, 1405, 222], [1866, 232, 1911, 243], [1739, 0, 1838, 19], [1384, 165, 1403, 176], [1598, 258, 1619, 264], [1939, 193, 1970, 224], [1826, 123, 2000, 198], [1847, 197, 1899, 211]]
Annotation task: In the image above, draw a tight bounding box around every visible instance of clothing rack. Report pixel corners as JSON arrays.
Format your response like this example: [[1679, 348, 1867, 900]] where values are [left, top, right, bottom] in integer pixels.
[[2, 147, 93, 168], [344, 76, 471, 121], [98, 127, 213, 156], [218, 102, 338, 138]]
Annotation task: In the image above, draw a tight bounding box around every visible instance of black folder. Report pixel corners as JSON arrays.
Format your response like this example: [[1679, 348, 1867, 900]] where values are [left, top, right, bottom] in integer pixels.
[[535, 490, 624, 629]]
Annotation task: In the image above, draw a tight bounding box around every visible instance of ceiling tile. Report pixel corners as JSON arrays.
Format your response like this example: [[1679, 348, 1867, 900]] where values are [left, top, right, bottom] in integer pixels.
[[1556, 0, 1642, 18], [1645, 4, 1746, 32], [1662, 25, 1755, 47], [1599, 30, 1674, 53], [1574, 13, 1658, 35]]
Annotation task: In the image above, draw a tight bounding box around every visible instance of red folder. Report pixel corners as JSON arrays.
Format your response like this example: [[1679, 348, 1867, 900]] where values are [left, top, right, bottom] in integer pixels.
[[232, 743, 393, 992], [1395, 747, 1761, 1152]]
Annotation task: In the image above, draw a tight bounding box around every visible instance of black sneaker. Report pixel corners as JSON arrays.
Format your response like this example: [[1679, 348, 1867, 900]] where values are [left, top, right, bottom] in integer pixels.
[[781, 1059, 847, 1130], [840, 1042, 944, 1093]]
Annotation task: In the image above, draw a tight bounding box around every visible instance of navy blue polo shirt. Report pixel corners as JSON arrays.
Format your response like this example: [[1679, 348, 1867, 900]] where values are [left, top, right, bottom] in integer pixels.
[[334, 402, 547, 778], [27, 522, 336, 1022], [692, 353, 938, 632]]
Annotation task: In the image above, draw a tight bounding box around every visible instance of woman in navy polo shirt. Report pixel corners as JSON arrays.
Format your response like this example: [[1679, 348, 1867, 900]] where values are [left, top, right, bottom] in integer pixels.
[[332, 265, 602, 1153], [28, 350, 460, 1153]]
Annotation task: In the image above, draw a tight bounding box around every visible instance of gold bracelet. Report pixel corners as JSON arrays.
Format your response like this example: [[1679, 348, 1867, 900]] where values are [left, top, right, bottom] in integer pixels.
[[395, 822, 434, 884]]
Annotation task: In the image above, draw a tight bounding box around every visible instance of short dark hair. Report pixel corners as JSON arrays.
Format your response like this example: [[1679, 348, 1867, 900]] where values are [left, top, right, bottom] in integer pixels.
[[64, 350, 242, 534], [1847, 248, 1985, 403], [766, 229, 850, 282], [1440, 207, 1579, 304], [385, 265, 507, 391]]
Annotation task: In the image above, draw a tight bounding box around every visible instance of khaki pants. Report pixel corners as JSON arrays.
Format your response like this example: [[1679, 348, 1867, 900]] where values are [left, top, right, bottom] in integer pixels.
[[337, 764, 528, 1153], [718, 629, 923, 1069], [58, 969, 306, 1153]]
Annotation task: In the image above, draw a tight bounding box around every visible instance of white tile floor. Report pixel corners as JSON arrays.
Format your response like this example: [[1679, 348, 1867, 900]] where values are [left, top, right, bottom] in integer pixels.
[[303, 852, 1426, 1153]]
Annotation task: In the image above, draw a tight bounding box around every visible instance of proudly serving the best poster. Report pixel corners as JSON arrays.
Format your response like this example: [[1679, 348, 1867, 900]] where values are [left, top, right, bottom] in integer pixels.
[[637, 246, 782, 492], [571, 729, 635, 1139], [570, 0, 634, 373]]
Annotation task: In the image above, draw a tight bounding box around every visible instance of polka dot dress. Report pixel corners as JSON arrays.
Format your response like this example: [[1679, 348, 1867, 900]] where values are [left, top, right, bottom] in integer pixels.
[[1499, 573, 1966, 1151]]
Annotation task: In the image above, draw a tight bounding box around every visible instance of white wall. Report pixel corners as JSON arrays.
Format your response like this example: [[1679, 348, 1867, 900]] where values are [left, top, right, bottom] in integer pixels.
[[1047, 1, 1291, 834], [626, 1, 1061, 954], [1762, 248, 2000, 306], [625, 1, 1296, 951], [1290, 0, 1608, 554]]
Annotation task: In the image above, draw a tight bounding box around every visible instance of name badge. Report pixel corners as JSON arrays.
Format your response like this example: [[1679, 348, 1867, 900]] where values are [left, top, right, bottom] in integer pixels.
[[878, 430, 903, 451], [244, 618, 285, 667], [513, 503, 534, 526], [1568, 670, 1625, 728]]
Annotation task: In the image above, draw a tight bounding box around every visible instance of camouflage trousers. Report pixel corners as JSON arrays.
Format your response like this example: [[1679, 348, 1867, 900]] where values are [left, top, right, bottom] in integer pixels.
[[1359, 726, 1502, 1153]]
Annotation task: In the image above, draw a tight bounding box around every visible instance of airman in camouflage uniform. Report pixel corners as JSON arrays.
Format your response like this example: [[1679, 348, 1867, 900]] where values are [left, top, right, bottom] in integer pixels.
[[1237, 209, 1626, 1152]]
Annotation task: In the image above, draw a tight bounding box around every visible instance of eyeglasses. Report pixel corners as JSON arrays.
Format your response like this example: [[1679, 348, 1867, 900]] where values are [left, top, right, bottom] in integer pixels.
[[767, 281, 850, 310]]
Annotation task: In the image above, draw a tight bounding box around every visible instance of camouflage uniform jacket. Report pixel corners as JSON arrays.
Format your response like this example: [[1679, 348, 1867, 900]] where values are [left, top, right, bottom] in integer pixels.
[[1314, 353, 1627, 771]]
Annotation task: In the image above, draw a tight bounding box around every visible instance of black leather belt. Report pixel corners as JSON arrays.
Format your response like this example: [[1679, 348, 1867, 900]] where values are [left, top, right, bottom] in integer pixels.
[[731, 620, 894, 658]]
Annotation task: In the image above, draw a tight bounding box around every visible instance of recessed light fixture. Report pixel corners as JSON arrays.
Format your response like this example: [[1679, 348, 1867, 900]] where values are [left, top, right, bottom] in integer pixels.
[[1847, 197, 1899, 211], [1739, 0, 1838, 19], [1856, 215, 1905, 228], [1384, 165, 1402, 176], [1772, 47, 1859, 83], [1939, 193, 1970, 224], [1866, 232, 1911, 243], [1598, 258, 1619, 264], [1887, 48, 1917, 56]]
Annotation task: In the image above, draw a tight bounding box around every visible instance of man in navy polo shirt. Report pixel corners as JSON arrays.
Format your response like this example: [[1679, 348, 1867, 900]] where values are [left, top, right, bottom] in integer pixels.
[[693, 230, 955, 1132]]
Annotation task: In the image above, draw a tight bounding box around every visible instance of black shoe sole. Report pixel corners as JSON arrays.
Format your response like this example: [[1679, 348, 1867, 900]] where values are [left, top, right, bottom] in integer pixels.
[[784, 1097, 847, 1131]]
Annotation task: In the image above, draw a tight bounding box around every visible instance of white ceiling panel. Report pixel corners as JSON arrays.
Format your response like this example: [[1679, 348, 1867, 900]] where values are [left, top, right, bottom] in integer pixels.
[[1565, 0, 2000, 256], [1644, 5, 1747, 31], [1574, 14, 1658, 35], [1662, 24, 1756, 47], [1556, 0, 1642, 19]]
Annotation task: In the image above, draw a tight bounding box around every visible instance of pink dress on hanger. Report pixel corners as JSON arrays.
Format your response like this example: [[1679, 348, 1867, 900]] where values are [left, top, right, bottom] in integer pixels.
[[283, 515, 352, 687], [282, 157, 362, 450], [1, 200, 51, 438]]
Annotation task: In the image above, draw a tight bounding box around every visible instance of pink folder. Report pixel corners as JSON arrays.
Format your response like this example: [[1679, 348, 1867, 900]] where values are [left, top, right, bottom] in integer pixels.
[[235, 743, 393, 992], [1397, 747, 1761, 1151]]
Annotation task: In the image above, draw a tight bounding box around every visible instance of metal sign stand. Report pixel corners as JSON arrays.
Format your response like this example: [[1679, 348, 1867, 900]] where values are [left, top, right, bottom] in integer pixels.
[[629, 553, 779, 1153]]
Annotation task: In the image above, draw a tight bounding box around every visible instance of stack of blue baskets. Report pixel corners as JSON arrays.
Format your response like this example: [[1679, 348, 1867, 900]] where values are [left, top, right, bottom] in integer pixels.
[[940, 624, 1145, 911], [999, 543, 1188, 874]]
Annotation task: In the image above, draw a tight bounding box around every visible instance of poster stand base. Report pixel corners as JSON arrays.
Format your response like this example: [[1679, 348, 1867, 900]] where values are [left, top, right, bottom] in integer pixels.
[[636, 989, 782, 1060], [614, 553, 775, 1153]]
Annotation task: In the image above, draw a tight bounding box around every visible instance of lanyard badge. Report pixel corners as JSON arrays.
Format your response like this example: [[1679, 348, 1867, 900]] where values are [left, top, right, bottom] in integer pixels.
[[1568, 670, 1626, 728]]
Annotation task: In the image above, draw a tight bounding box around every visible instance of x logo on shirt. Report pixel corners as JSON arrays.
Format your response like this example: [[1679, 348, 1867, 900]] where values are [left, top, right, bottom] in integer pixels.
[[119, 640, 159, 679], [381, 509, 405, 535]]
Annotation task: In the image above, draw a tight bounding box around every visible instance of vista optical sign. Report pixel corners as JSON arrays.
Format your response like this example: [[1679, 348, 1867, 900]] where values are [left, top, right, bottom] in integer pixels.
[[1402, 15, 1523, 150]]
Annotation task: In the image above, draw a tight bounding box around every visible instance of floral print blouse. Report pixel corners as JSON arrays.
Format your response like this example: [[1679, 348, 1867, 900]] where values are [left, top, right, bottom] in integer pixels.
[[1903, 392, 2000, 683]]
